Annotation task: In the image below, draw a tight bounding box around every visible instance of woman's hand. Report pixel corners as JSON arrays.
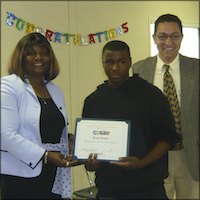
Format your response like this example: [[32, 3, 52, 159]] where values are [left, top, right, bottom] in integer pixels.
[[65, 154, 83, 167], [68, 133, 74, 155], [46, 151, 82, 167]]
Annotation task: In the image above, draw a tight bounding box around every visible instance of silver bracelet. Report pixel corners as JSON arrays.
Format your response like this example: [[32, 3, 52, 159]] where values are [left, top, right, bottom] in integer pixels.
[[44, 151, 48, 164]]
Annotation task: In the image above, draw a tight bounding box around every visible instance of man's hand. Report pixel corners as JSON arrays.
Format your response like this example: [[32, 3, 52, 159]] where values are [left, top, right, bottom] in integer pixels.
[[85, 153, 100, 171], [110, 156, 145, 170]]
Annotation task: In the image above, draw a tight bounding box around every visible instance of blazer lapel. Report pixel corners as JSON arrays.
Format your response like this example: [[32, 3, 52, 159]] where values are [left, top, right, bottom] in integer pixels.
[[25, 82, 37, 99]]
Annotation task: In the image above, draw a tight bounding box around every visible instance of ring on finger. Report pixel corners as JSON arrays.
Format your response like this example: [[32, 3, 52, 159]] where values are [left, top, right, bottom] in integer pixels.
[[66, 161, 69, 167]]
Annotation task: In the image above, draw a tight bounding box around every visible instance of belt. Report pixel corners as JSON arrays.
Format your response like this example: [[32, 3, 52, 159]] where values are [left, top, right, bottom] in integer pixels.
[[170, 142, 184, 151]]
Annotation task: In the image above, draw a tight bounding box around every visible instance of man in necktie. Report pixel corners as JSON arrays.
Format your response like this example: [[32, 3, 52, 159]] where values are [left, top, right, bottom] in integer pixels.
[[132, 14, 199, 199]]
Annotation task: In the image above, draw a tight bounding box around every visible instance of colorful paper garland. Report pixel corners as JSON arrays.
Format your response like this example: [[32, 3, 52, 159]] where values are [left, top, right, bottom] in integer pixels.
[[6, 11, 129, 46]]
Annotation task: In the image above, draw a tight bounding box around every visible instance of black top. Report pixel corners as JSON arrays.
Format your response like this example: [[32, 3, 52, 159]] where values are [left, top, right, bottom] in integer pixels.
[[82, 75, 179, 194], [39, 97, 65, 143], [37, 97, 65, 198]]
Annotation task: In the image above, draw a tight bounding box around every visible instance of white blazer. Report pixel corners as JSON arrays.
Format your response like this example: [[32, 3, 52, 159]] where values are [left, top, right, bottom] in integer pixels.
[[1, 74, 69, 178]]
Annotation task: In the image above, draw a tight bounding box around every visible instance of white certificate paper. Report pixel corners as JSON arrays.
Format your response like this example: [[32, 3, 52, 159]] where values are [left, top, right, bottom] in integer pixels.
[[73, 118, 130, 161]]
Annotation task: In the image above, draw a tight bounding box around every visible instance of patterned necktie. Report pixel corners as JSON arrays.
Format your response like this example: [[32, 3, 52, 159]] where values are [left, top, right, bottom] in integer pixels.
[[163, 64, 181, 133]]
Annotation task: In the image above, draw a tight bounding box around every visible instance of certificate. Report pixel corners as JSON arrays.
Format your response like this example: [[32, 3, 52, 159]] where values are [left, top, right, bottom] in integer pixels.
[[73, 118, 130, 161]]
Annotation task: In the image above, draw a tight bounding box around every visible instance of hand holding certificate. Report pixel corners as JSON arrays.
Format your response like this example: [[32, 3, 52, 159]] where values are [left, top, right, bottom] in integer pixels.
[[73, 118, 130, 161]]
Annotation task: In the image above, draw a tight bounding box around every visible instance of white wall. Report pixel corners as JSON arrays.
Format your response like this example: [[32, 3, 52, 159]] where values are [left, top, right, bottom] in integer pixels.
[[1, 0, 199, 192]]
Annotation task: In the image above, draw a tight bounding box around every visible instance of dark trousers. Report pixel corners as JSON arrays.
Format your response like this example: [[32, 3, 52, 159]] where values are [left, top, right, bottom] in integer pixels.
[[96, 181, 168, 200], [0, 166, 61, 200]]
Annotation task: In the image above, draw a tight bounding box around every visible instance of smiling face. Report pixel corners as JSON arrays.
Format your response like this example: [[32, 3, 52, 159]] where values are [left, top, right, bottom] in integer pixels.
[[153, 22, 183, 64], [102, 49, 131, 87], [23, 44, 50, 79]]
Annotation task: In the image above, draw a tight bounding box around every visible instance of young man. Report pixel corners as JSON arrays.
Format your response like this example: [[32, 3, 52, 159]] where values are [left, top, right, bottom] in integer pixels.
[[132, 14, 199, 199], [83, 40, 179, 199]]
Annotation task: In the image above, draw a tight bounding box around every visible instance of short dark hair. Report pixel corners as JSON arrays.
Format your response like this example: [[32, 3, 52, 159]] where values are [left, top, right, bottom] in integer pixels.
[[102, 40, 130, 57], [154, 14, 183, 35], [8, 32, 60, 82]]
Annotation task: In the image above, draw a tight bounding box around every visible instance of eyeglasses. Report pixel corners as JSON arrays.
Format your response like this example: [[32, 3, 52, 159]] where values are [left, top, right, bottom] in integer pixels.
[[156, 34, 182, 41]]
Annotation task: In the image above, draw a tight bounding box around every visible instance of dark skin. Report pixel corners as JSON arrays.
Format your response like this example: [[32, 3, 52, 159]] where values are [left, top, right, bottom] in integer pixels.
[[102, 49, 131, 88], [85, 49, 171, 171], [66, 134, 83, 167]]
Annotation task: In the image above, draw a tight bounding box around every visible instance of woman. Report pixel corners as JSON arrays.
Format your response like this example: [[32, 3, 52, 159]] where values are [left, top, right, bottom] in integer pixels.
[[1, 32, 77, 199]]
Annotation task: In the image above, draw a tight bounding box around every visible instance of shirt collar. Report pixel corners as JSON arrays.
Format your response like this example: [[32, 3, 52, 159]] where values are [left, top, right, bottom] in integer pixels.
[[156, 54, 180, 72]]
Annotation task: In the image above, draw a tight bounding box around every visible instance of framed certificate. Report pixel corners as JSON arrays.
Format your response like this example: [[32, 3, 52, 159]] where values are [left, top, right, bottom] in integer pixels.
[[73, 118, 131, 161]]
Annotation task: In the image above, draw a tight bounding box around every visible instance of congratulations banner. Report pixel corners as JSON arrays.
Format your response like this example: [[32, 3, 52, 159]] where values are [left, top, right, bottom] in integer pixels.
[[6, 12, 129, 46]]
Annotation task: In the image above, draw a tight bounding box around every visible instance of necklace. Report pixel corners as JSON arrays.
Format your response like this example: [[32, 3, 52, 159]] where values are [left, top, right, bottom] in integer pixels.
[[37, 95, 47, 105], [35, 86, 49, 105]]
